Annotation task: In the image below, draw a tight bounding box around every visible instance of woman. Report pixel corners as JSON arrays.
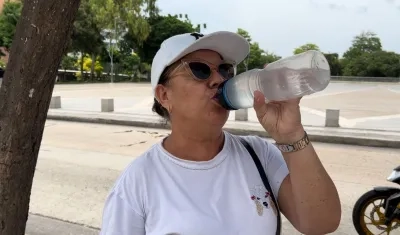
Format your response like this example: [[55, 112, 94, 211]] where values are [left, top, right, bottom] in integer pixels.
[[100, 31, 341, 235]]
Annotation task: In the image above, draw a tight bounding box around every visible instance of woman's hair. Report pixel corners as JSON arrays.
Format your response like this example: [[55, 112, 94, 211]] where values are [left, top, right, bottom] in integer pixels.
[[152, 65, 172, 120]]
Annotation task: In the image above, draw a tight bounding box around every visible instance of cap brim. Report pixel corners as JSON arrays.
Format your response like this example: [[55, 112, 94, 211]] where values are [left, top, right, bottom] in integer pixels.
[[168, 31, 250, 67]]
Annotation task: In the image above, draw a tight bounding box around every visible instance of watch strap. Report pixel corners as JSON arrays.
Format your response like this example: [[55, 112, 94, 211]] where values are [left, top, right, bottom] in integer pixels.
[[275, 131, 310, 153]]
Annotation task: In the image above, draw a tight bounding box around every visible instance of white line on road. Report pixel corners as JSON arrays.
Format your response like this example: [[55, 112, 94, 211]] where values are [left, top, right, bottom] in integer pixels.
[[303, 87, 376, 99], [351, 113, 400, 123], [387, 88, 400, 94]]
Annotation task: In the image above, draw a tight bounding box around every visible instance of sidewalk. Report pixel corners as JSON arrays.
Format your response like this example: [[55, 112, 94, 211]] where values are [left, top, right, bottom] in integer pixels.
[[26, 213, 99, 235], [46, 109, 400, 148]]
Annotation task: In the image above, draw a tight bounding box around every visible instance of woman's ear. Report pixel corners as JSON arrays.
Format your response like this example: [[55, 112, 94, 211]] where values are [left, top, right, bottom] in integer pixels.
[[154, 84, 170, 109]]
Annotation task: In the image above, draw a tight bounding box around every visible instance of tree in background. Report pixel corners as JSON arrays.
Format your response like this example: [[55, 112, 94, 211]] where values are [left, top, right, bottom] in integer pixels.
[[88, 0, 158, 82], [60, 54, 77, 71], [263, 51, 282, 64], [125, 14, 194, 65], [0, 0, 81, 233], [74, 54, 104, 80], [344, 50, 400, 77], [341, 31, 399, 77], [292, 35, 398, 78], [0, 1, 22, 56], [293, 43, 320, 54], [323, 53, 342, 76], [119, 52, 141, 80], [343, 31, 382, 59], [236, 28, 281, 74], [291, 42, 345, 76], [70, 0, 105, 80], [341, 31, 382, 76], [3, 1, 398, 83]]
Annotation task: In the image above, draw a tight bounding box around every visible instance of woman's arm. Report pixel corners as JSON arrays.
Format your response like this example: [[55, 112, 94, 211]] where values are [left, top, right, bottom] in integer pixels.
[[252, 90, 341, 234], [277, 129, 341, 235]]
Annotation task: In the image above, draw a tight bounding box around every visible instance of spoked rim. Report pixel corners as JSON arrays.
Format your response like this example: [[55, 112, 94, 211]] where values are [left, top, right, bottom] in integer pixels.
[[359, 196, 400, 235]]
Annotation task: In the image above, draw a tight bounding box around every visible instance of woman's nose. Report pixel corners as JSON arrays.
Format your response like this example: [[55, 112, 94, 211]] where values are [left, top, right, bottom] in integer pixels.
[[209, 71, 224, 89]]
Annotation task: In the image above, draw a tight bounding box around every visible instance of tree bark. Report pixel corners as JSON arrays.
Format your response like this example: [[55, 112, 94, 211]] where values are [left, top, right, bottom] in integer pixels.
[[0, 0, 81, 234]]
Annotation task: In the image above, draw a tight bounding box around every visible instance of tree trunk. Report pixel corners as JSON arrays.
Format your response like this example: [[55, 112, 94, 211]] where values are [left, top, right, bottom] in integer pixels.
[[0, 0, 81, 234], [90, 53, 95, 81], [80, 51, 84, 79]]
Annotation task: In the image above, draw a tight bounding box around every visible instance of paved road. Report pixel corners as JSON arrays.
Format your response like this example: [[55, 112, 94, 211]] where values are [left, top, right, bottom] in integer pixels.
[[27, 120, 399, 234], [51, 82, 400, 131]]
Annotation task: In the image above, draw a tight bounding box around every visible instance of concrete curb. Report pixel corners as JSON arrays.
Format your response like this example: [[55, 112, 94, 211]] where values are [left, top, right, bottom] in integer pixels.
[[47, 112, 400, 149], [222, 127, 400, 149], [47, 113, 170, 129], [27, 213, 99, 235]]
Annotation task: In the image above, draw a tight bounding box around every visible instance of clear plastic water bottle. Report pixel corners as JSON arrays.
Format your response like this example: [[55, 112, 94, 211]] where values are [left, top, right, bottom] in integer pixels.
[[214, 50, 331, 110]]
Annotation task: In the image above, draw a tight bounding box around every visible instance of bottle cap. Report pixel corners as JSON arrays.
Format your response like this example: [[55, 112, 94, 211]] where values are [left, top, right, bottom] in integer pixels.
[[214, 80, 238, 110]]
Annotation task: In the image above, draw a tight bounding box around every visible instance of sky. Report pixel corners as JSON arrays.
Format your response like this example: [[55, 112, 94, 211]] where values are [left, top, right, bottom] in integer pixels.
[[156, 0, 400, 57]]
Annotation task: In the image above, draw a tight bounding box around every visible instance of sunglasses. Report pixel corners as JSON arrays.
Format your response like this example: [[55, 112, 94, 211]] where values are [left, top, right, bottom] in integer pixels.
[[172, 59, 236, 81]]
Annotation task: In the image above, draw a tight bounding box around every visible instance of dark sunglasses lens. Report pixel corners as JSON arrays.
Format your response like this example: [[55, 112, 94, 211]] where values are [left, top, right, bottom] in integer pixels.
[[218, 64, 235, 79], [188, 62, 211, 80]]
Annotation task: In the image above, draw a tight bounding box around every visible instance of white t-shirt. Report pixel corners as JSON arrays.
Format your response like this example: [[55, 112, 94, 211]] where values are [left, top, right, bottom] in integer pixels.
[[100, 131, 289, 235]]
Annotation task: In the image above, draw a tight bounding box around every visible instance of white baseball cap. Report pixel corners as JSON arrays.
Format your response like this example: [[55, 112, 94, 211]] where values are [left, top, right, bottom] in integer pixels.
[[150, 31, 250, 93]]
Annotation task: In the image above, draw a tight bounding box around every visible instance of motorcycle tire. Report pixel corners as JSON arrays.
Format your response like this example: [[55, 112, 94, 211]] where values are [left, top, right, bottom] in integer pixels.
[[352, 189, 396, 235]]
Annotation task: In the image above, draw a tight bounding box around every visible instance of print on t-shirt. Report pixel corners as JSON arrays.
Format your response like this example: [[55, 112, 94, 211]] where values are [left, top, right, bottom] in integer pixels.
[[249, 185, 277, 217]]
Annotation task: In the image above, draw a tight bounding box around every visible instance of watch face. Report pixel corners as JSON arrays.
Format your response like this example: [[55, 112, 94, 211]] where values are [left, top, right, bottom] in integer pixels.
[[279, 145, 295, 152]]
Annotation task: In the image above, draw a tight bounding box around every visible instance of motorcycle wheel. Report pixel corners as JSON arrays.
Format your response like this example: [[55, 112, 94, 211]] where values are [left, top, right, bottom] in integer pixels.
[[352, 189, 400, 235]]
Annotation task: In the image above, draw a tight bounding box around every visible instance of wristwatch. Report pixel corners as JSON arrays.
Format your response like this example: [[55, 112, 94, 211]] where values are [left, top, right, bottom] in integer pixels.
[[275, 132, 310, 153]]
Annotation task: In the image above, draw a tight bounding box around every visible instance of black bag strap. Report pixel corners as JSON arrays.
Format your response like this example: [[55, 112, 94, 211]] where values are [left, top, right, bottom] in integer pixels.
[[239, 138, 281, 235]]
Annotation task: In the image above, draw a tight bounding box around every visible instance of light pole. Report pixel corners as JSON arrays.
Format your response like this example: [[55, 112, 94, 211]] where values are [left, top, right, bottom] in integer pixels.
[[107, 17, 127, 83], [175, 14, 207, 33], [108, 17, 117, 83], [195, 23, 207, 33]]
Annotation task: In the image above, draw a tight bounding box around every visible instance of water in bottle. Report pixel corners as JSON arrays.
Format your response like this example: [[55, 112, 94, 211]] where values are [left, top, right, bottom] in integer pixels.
[[214, 50, 331, 110]]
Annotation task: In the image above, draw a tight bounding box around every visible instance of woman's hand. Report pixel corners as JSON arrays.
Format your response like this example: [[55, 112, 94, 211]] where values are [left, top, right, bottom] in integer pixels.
[[253, 90, 305, 144]]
